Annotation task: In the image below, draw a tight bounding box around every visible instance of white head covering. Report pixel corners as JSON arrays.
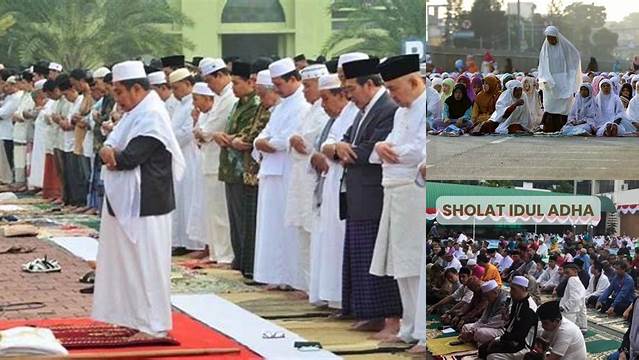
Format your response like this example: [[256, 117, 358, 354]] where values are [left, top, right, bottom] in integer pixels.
[[318, 74, 341, 90], [467, 258, 477, 266], [570, 83, 597, 122], [269, 58, 296, 78], [595, 79, 626, 128], [489, 79, 523, 122], [300, 64, 329, 80], [49, 62, 63, 72], [481, 280, 498, 293], [192, 82, 214, 97], [34, 79, 46, 91], [538, 26, 581, 99], [200, 58, 226, 76], [431, 77, 443, 91], [256, 70, 273, 86], [147, 71, 167, 85], [93, 67, 111, 79], [511, 276, 529, 288], [5, 76, 16, 84], [626, 81, 639, 122], [338, 52, 369, 68], [168, 68, 191, 84], [112, 61, 146, 82]]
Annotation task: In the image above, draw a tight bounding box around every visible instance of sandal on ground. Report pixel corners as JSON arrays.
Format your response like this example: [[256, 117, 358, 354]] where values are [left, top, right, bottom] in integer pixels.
[[21, 256, 62, 273], [78, 271, 95, 284], [79, 286, 94, 294]]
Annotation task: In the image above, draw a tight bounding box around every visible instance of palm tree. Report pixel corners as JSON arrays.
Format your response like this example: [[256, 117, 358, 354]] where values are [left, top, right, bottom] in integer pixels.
[[0, 14, 15, 37], [0, 0, 193, 69], [323, 0, 426, 57]]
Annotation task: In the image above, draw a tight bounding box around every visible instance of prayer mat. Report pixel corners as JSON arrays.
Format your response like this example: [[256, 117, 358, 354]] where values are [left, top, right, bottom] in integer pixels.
[[220, 292, 333, 319], [39, 323, 180, 349], [171, 266, 256, 294], [427, 337, 476, 356], [0, 312, 263, 360]]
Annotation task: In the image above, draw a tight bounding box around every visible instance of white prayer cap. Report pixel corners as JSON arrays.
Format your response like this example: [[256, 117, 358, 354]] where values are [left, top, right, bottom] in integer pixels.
[[269, 58, 295, 78], [338, 52, 369, 68], [432, 78, 443, 87], [481, 280, 498, 293], [5, 76, 17, 84], [544, 26, 559, 37], [112, 60, 146, 82], [169, 68, 191, 84], [147, 71, 167, 85], [256, 70, 273, 86], [34, 79, 46, 91], [511, 276, 529, 288], [0, 64, 4, 70], [467, 258, 477, 266], [192, 82, 214, 97], [300, 64, 329, 81], [318, 74, 341, 91], [506, 79, 523, 91], [49, 62, 63, 72], [200, 58, 226, 76], [92, 67, 111, 79]]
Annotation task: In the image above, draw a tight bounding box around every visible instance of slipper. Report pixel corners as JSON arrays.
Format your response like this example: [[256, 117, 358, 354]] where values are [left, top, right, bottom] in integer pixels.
[[0, 245, 36, 254], [79, 271, 95, 284], [22, 256, 62, 273], [79, 286, 94, 294]]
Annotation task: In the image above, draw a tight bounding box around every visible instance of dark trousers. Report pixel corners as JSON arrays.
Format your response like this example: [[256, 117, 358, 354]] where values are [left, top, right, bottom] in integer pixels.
[[63, 153, 90, 206], [586, 295, 599, 308], [53, 149, 66, 203], [3, 139, 14, 174], [225, 183, 244, 271], [240, 185, 258, 278], [600, 297, 632, 316]]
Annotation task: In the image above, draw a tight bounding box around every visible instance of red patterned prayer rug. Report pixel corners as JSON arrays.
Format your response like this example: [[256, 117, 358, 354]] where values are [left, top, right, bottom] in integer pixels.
[[0, 312, 262, 359], [44, 323, 180, 349]]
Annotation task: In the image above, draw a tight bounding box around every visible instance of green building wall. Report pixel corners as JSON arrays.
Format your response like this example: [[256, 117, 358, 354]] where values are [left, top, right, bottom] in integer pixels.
[[175, 0, 332, 61]]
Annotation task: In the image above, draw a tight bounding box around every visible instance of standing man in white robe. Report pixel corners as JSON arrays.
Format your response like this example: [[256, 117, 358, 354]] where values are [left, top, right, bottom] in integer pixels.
[[286, 64, 330, 292], [148, 71, 179, 118], [168, 68, 205, 255], [28, 79, 50, 190], [370, 54, 426, 344], [253, 58, 310, 290], [559, 263, 588, 332], [192, 81, 234, 265], [92, 60, 184, 336], [0, 76, 23, 183], [309, 74, 355, 308], [537, 26, 581, 133]]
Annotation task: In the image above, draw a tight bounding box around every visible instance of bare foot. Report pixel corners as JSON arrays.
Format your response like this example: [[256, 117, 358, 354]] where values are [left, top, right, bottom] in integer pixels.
[[371, 318, 400, 340], [188, 250, 209, 260], [287, 290, 309, 300], [352, 319, 385, 332], [265, 284, 280, 291], [407, 344, 426, 354], [83, 208, 98, 215]]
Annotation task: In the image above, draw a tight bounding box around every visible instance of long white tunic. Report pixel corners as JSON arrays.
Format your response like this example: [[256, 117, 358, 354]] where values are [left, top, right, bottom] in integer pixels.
[[92, 91, 185, 336], [165, 94, 180, 118], [253, 86, 310, 289], [0, 91, 22, 141], [309, 103, 357, 306], [197, 90, 236, 263], [559, 276, 587, 331], [370, 90, 426, 279], [171, 94, 205, 250], [28, 99, 54, 188]]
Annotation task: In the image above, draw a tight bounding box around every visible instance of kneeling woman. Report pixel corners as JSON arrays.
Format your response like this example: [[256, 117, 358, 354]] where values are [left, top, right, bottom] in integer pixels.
[[561, 83, 597, 136], [594, 79, 633, 137], [441, 84, 473, 132], [479, 80, 531, 134]]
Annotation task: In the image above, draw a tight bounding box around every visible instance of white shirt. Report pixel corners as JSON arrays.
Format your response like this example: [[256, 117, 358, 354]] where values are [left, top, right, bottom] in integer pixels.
[[322, 101, 360, 147], [585, 273, 610, 298], [353, 87, 386, 140], [63, 95, 84, 152], [498, 255, 514, 272], [165, 94, 180, 118], [12, 91, 34, 143], [490, 252, 503, 267], [541, 318, 587, 360], [444, 257, 462, 271], [537, 265, 561, 287], [370, 90, 425, 186], [199, 83, 237, 175], [0, 91, 23, 141]]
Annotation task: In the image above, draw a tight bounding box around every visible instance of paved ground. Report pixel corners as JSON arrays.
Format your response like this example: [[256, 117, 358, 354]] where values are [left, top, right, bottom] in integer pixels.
[[427, 136, 639, 180], [0, 236, 93, 320]]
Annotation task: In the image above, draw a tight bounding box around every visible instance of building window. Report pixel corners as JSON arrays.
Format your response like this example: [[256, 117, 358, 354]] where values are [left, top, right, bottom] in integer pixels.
[[221, 0, 285, 23]]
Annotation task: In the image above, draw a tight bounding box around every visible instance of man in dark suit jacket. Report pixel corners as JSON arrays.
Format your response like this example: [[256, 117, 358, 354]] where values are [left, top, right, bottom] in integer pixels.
[[333, 57, 402, 338]]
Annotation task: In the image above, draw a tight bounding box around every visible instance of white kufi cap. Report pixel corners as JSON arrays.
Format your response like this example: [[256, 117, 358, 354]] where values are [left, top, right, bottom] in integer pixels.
[[112, 61, 146, 82], [168, 68, 191, 84], [481, 280, 498, 293], [318, 74, 341, 90], [338, 52, 369, 68], [256, 70, 273, 86], [300, 64, 329, 81], [192, 82, 214, 97], [269, 58, 296, 78], [511, 276, 529, 288], [147, 71, 167, 85], [200, 58, 226, 76]]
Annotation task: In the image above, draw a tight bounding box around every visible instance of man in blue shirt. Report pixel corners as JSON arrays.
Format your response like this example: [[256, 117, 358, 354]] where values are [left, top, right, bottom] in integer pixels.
[[574, 248, 590, 273], [597, 261, 636, 316]]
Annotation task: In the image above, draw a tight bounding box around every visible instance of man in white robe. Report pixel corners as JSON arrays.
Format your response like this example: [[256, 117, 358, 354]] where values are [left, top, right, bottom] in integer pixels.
[[168, 68, 205, 253], [92, 60, 185, 336], [28, 79, 51, 189], [559, 263, 588, 332], [537, 26, 581, 132], [308, 74, 355, 308], [192, 82, 234, 264], [11, 73, 34, 189], [0, 76, 23, 183], [148, 71, 179, 118], [253, 58, 310, 289], [370, 54, 426, 344], [286, 64, 330, 292]]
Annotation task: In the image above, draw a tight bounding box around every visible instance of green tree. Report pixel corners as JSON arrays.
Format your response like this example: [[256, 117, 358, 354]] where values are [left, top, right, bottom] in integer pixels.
[[469, 0, 506, 49], [0, 0, 193, 69], [323, 0, 426, 57], [591, 28, 619, 60], [0, 14, 15, 37], [560, 2, 606, 53]]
